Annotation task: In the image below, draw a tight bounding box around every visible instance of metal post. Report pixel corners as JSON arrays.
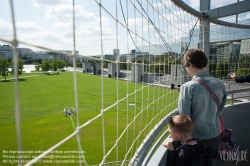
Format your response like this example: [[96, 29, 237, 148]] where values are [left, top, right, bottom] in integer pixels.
[[236, 0, 239, 24], [200, 0, 211, 72], [231, 93, 234, 105]]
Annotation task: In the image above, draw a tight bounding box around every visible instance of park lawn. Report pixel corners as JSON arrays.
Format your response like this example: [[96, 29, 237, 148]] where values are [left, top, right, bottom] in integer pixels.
[[0, 71, 41, 81], [0, 72, 179, 165]]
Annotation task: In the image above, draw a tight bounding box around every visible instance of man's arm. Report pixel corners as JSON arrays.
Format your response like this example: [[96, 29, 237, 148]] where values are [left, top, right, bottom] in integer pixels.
[[231, 72, 250, 83], [178, 85, 192, 117], [236, 74, 250, 83], [217, 85, 227, 115]]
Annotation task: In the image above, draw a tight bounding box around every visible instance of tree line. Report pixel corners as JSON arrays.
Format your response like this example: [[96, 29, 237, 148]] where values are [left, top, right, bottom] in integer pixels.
[[0, 58, 23, 81], [0, 58, 69, 81]]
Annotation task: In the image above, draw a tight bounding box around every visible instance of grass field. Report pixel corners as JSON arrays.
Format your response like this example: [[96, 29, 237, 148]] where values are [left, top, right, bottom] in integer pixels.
[[0, 71, 179, 165]]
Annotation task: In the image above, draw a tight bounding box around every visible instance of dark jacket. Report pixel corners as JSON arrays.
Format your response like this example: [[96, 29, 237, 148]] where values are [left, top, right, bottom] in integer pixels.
[[236, 75, 250, 83], [167, 138, 205, 166]]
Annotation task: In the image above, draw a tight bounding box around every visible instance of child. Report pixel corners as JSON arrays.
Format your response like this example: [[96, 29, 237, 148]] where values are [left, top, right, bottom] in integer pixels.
[[162, 114, 205, 166]]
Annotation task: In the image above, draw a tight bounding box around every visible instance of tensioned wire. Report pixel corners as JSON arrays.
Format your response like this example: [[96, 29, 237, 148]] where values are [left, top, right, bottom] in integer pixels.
[[143, 0, 152, 141], [157, 0, 169, 124], [99, 0, 106, 164], [2, 0, 228, 165], [131, 0, 138, 160], [125, 0, 130, 160], [72, 0, 84, 165], [115, 0, 119, 165], [9, 1, 22, 165], [97, 0, 180, 161], [134, 0, 145, 153], [49, 0, 195, 163], [105, 0, 186, 163]]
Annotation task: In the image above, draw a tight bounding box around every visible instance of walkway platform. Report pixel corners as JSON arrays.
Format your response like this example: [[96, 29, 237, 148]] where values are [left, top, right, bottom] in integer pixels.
[[146, 101, 250, 166]]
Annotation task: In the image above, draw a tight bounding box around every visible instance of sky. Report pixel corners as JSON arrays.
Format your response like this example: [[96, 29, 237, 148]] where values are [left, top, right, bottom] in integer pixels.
[[0, 0, 249, 56]]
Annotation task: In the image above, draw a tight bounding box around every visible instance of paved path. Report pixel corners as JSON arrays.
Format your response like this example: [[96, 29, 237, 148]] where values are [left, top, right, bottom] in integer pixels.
[[0, 75, 39, 81]]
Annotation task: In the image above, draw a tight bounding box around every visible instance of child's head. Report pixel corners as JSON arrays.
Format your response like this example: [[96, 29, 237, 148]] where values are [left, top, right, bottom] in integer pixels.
[[168, 114, 193, 141]]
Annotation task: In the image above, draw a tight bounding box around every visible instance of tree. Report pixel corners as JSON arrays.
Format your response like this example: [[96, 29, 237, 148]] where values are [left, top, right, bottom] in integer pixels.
[[51, 60, 58, 71], [76, 61, 82, 68], [239, 55, 250, 68], [216, 61, 229, 78], [165, 57, 172, 74], [0, 58, 10, 81], [41, 60, 51, 73], [120, 60, 127, 70], [10, 58, 24, 76], [58, 60, 66, 70], [35, 62, 41, 74], [209, 60, 217, 77], [235, 68, 250, 77]]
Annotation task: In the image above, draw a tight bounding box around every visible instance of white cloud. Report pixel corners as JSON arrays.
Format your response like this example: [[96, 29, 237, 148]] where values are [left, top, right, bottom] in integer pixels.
[[17, 28, 61, 45], [189, 0, 199, 10], [31, 0, 70, 8], [153, 0, 172, 9], [188, 0, 241, 11], [210, 0, 238, 9], [28, 0, 116, 54], [243, 13, 250, 20], [0, 19, 12, 40], [16, 21, 43, 33]]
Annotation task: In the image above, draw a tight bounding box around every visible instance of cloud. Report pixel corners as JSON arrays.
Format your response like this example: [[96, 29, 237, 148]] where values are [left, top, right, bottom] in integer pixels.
[[0, 20, 12, 40], [188, 0, 241, 11], [31, 0, 70, 8], [210, 0, 238, 9], [17, 28, 62, 46], [49, 5, 109, 30], [153, 0, 172, 9], [189, 0, 199, 10], [16, 21, 43, 33], [28, 0, 116, 54], [14, 21, 61, 47], [243, 13, 250, 20]]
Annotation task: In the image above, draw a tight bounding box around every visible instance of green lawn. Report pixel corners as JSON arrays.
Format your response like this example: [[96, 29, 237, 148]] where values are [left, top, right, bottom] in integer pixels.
[[0, 72, 179, 165]]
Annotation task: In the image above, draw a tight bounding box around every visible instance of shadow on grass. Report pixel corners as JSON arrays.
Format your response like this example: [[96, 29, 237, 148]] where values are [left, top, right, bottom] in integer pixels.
[[17, 78, 27, 82], [0, 78, 27, 82], [44, 73, 61, 76], [0, 80, 12, 83]]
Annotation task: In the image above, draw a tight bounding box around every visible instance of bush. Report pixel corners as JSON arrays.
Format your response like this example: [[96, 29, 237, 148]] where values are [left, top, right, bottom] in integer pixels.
[[236, 68, 250, 77]]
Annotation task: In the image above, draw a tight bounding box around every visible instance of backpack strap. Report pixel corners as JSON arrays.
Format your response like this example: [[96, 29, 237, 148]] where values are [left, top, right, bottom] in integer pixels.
[[192, 77, 224, 131]]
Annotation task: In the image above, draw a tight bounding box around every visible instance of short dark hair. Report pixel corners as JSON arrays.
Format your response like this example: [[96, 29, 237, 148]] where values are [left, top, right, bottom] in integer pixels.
[[183, 48, 208, 69], [168, 114, 193, 136]]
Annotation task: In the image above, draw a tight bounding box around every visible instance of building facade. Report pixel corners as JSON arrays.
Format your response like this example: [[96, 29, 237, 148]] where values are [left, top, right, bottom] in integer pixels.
[[0, 45, 81, 63]]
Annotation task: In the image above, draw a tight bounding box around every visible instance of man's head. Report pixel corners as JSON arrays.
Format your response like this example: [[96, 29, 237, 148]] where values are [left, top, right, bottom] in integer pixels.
[[168, 114, 193, 141], [182, 48, 208, 77], [183, 48, 208, 69]]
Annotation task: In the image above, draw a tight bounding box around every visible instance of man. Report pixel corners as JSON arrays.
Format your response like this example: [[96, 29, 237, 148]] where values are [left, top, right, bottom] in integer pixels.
[[177, 48, 227, 166], [231, 72, 250, 83]]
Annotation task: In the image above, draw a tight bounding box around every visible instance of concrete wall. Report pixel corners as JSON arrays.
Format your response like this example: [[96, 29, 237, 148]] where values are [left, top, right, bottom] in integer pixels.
[[171, 65, 190, 88], [108, 63, 120, 78], [82, 63, 91, 73], [131, 64, 144, 82], [93, 63, 101, 75]]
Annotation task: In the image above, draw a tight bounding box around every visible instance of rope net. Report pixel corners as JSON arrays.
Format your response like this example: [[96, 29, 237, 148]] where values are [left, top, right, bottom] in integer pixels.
[[0, 0, 249, 165]]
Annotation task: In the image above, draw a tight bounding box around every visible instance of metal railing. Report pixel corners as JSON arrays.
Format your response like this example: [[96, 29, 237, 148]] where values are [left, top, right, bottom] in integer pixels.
[[92, 160, 130, 166], [130, 86, 250, 166], [226, 87, 250, 105]]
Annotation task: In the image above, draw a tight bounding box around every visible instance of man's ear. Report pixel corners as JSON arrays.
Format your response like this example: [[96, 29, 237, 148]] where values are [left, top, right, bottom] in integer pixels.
[[187, 62, 193, 68], [176, 132, 181, 139]]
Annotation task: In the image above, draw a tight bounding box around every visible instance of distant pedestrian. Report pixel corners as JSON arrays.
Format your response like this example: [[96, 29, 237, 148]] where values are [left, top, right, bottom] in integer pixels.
[[231, 72, 250, 83]]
